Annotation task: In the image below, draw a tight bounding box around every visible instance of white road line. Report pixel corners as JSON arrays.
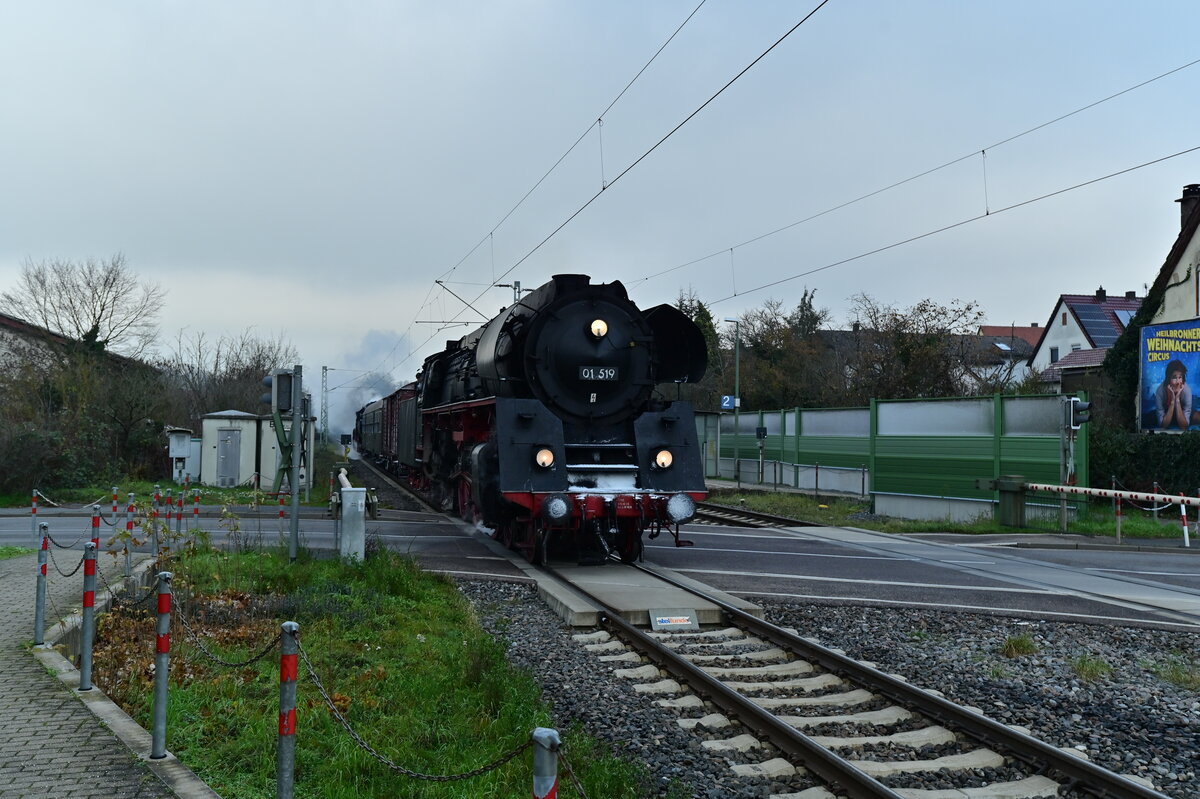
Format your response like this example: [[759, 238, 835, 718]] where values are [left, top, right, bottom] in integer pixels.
[[735, 591, 1200, 629], [673, 568, 1054, 595], [1084, 568, 1200, 577], [646, 544, 906, 562]]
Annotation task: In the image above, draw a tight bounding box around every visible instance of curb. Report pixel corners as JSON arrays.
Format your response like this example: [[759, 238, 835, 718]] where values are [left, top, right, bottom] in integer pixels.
[[34, 557, 221, 799]]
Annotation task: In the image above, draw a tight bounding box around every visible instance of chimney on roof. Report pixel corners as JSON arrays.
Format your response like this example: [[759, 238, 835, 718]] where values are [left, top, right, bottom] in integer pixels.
[[1125, 290, 1136, 299], [1178, 184, 1200, 228], [1095, 286, 1106, 302]]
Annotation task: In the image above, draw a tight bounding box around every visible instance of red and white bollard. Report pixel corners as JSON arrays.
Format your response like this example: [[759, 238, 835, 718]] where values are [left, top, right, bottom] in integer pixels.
[[80, 542, 97, 691], [193, 488, 200, 524], [33, 523, 48, 645], [1180, 493, 1192, 548], [90, 504, 101, 551], [532, 727, 561, 799], [175, 494, 183, 537], [30, 488, 38, 549], [111, 486, 119, 516], [277, 621, 300, 799], [151, 572, 173, 759], [124, 494, 136, 578], [279, 495, 286, 533]]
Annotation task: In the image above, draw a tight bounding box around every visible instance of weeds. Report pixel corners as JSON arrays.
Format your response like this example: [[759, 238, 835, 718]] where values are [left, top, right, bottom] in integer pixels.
[[1000, 634, 1039, 658], [1070, 653, 1113, 682], [1147, 653, 1200, 691]]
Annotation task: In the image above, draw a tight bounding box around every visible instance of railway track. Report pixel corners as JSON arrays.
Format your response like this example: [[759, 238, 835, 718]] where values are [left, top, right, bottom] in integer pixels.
[[695, 501, 816, 529], [556, 563, 1168, 799]]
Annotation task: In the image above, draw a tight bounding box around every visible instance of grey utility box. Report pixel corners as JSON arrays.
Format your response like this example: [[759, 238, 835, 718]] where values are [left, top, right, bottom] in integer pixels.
[[339, 487, 366, 561]]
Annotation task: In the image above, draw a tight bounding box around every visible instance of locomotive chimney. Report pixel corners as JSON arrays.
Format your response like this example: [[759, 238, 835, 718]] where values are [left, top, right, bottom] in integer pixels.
[[1177, 184, 1200, 229]]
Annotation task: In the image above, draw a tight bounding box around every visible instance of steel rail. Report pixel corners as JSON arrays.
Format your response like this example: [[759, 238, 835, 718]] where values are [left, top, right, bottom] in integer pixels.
[[545, 565, 905, 799], [634, 564, 1171, 799], [695, 502, 816, 528]]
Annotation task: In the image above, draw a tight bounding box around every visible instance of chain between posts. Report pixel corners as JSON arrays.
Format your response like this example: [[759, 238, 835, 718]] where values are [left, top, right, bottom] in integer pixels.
[[45, 526, 89, 550], [47, 546, 86, 578], [296, 641, 533, 781], [171, 597, 282, 668], [560, 750, 591, 799]]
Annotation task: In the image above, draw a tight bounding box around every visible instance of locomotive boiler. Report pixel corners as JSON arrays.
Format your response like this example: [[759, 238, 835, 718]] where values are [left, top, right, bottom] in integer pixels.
[[358, 274, 708, 564]]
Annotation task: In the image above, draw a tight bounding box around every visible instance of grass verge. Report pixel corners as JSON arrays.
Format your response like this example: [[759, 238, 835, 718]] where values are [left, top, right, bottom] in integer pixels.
[[93, 547, 650, 798], [0, 546, 31, 560]]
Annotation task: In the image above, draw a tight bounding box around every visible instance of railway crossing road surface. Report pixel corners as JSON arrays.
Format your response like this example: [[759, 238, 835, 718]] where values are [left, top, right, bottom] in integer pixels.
[[2, 510, 1198, 630], [645, 524, 1200, 630]]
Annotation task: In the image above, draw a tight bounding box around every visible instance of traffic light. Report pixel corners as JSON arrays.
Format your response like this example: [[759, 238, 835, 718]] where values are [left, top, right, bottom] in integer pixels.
[[1070, 397, 1092, 429], [261, 370, 294, 414]]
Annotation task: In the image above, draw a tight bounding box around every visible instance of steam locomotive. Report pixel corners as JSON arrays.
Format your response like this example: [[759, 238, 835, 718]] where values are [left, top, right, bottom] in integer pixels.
[[355, 274, 708, 564]]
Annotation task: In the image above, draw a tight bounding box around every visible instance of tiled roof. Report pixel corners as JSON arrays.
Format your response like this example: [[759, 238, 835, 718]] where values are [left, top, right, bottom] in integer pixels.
[[1060, 293, 1142, 348], [979, 325, 1042, 348], [1037, 347, 1110, 383]]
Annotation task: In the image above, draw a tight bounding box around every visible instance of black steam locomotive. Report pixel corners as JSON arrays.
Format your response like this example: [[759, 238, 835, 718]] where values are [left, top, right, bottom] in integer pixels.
[[355, 274, 708, 564]]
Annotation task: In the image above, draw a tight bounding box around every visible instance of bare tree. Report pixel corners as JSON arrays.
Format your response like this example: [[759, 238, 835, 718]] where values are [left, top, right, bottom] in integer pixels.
[[0, 254, 164, 357], [160, 328, 299, 429]]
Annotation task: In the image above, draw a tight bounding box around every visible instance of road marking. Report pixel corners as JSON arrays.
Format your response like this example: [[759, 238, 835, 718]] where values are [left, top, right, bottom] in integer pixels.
[[1084, 567, 1200, 578], [673, 568, 1053, 594], [646, 543, 905, 562], [733, 591, 1200, 629]]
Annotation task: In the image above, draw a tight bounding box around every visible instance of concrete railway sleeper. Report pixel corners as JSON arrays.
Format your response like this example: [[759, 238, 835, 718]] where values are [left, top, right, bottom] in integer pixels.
[[554, 564, 1171, 799]]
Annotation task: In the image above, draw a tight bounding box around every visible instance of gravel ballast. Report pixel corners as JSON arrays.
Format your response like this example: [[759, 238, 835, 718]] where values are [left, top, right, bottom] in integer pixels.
[[457, 579, 1200, 799]]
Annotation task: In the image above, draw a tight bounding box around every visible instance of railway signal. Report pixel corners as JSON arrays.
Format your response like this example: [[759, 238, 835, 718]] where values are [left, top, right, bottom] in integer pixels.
[[1069, 397, 1092, 429]]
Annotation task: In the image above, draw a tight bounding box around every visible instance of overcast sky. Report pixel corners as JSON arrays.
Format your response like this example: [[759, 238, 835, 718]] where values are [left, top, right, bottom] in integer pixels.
[[3, 1, 1199, 431]]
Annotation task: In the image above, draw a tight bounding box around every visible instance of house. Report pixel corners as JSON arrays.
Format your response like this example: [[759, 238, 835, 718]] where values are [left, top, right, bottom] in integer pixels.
[[0, 311, 70, 368], [961, 331, 1035, 390], [1026, 287, 1142, 390], [1146, 184, 1200, 325], [1135, 184, 1200, 430]]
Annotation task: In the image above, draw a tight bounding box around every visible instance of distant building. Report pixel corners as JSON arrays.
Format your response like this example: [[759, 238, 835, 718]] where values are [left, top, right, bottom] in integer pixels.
[[0, 311, 69, 368], [1026, 287, 1142, 391], [1146, 184, 1200, 326]]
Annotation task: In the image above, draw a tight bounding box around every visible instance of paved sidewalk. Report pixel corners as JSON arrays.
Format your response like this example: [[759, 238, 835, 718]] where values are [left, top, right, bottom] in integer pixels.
[[0, 550, 175, 798]]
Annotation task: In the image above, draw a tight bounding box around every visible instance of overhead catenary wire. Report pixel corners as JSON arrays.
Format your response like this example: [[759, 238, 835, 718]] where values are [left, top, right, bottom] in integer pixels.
[[347, 1, 714, 399], [630, 54, 1200, 287], [707, 143, 1200, 305], [454, 0, 834, 326]]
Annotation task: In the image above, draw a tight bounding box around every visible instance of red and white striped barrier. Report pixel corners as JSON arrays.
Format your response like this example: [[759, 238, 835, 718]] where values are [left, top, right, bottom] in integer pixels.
[[1026, 482, 1192, 546], [90, 505, 101, 550], [277, 622, 300, 799]]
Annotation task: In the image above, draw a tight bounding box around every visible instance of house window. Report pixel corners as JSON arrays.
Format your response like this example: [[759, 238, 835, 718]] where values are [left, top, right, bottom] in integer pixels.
[[1049, 347, 1059, 363], [1061, 312, 1067, 325]]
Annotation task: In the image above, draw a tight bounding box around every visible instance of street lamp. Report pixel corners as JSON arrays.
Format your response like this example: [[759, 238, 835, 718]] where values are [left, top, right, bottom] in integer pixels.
[[724, 317, 741, 488]]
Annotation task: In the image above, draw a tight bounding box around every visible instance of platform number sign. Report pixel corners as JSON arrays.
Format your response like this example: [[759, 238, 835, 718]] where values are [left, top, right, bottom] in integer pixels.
[[720, 395, 738, 410]]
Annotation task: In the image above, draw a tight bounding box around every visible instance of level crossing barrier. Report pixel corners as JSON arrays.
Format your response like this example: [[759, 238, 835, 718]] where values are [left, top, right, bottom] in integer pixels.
[[1025, 482, 1194, 546]]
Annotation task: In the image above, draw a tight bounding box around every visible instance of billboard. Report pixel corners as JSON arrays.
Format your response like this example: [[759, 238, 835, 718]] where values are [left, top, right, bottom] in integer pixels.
[[1140, 319, 1200, 432]]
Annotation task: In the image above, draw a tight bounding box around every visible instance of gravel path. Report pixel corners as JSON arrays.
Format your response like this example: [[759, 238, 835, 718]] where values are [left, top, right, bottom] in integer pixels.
[[457, 579, 1200, 799]]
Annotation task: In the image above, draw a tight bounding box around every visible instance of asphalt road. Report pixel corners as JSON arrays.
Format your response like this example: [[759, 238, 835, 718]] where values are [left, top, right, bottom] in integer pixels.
[[645, 524, 1200, 630], [4, 511, 1198, 630]]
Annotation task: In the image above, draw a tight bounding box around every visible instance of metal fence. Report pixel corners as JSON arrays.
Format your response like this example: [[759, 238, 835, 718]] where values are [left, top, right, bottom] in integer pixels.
[[698, 394, 1084, 520]]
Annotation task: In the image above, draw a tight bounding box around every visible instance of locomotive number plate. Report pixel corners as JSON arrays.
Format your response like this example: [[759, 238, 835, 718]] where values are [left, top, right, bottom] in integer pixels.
[[579, 366, 618, 381]]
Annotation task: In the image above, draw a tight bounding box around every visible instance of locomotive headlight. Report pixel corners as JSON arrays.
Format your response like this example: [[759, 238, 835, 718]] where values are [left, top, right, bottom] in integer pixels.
[[653, 449, 673, 469], [534, 448, 555, 468], [590, 318, 608, 338], [667, 493, 696, 523]]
